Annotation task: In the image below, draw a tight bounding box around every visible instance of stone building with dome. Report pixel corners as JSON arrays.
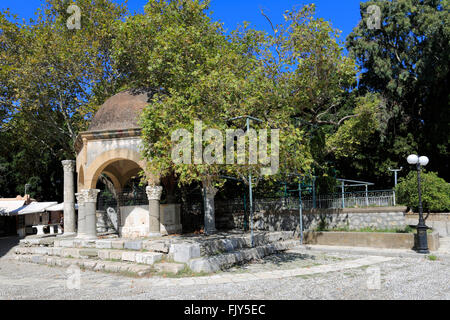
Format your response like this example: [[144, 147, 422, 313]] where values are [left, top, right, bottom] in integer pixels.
[[61, 89, 181, 239]]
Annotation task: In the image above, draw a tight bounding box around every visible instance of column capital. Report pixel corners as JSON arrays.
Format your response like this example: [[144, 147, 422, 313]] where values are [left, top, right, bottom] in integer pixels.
[[61, 160, 76, 172], [81, 189, 100, 203], [146, 186, 163, 201], [75, 193, 85, 205]]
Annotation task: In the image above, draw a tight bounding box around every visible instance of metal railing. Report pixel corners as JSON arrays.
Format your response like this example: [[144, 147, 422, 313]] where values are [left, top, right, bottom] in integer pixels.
[[216, 189, 396, 212]]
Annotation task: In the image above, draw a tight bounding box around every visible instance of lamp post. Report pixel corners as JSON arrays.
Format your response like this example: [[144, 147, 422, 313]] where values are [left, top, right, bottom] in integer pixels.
[[407, 154, 430, 254]]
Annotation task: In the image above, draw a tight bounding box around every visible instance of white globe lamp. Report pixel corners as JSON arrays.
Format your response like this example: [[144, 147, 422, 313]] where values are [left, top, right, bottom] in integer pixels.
[[407, 154, 419, 165]]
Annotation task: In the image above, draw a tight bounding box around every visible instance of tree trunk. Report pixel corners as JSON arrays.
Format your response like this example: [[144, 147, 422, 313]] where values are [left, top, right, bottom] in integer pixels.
[[202, 177, 217, 235]]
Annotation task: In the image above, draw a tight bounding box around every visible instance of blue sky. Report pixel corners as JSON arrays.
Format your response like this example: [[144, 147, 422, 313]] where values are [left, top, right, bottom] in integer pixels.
[[1, 0, 364, 42]]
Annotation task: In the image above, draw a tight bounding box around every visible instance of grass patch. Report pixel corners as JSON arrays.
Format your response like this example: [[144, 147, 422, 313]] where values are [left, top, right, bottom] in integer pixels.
[[315, 225, 432, 234], [427, 255, 438, 261], [154, 266, 212, 278]]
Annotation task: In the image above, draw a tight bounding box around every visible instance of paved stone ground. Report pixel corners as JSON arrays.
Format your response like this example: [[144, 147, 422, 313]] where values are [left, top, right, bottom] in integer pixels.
[[0, 236, 449, 300]]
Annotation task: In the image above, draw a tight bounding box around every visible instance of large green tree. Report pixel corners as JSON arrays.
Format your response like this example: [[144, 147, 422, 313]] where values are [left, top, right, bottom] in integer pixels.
[[346, 0, 449, 185], [0, 0, 127, 199]]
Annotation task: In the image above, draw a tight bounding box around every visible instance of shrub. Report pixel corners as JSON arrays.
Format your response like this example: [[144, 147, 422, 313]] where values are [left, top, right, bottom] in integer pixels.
[[396, 171, 450, 212]]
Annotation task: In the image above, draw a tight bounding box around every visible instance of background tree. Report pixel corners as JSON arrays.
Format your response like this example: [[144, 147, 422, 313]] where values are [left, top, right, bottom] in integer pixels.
[[0, 0, 127, 199], [346, 0, 449, 185]]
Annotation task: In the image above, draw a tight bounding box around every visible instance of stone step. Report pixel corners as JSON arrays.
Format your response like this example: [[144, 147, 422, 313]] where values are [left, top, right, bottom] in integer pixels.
[[153, 262, 186, 274], [15, 246, 165, 266], [14, 254, 153, 276], [197, 231, 297, 256], [187, 239, 299, 273]]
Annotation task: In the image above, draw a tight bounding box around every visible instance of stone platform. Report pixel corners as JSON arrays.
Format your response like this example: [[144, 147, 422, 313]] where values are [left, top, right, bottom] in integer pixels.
[[16, 231, 299, 274]]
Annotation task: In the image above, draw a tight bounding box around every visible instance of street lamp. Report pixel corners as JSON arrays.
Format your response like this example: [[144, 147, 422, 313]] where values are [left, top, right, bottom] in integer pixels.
[[407, 154, 430, 254]]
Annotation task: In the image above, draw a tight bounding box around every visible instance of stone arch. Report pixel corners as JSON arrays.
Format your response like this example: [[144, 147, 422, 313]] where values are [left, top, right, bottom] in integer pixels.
[[101, 171, 122, 191], [84, 149, 147, 190]]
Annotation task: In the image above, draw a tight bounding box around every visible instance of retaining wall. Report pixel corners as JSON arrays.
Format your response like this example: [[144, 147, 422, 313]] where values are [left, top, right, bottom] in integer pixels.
[[216, 206, 408, 232], [405, 212, 450, 237], [304, 231, 440, 251]]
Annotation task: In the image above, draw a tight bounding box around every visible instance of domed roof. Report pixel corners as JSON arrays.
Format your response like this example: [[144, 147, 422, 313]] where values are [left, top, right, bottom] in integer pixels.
[[88, 89, 153, 132]]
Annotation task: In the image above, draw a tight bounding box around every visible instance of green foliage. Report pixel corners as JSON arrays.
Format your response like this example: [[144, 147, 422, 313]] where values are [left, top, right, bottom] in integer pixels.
[[346, 0, 450, 183], [0, 0, 126, 199], [114, 1, 366, 194], [326, 93, 382, 158], [396, 171, 450, 212]]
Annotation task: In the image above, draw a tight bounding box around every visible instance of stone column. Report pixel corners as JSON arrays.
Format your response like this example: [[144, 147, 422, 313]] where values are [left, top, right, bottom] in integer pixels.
[[146, 185, 163, 236], [81, 189, 100, 239], [203, 186, 218, 235], [75, 193, 86, 239], [62, 160, 76, 236]]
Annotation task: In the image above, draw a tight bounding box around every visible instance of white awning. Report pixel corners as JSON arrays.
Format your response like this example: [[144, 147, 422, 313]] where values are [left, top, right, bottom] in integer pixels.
[[12, 202, 58, 215], [0, 200, 26, 216], [46, 203, 78, 212]]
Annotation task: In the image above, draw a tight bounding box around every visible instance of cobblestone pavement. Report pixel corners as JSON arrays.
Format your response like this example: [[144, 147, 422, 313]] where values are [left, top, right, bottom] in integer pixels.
[[0, 236, 449, 300]]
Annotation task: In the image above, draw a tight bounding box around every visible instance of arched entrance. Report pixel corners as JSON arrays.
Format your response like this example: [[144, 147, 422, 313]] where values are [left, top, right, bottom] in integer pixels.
[[71, 89, 181, 239]]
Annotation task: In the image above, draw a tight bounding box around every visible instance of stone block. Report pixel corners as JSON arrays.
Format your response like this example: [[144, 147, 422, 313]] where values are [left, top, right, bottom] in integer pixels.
[[111, 240, 125, 249], [122, 251, 137, 262], [109, 251, 124, 260], [34, 247, 50, 255], [143, 241, 170, 253], [135, 252, 163, 265], [79, 249, 98, 258], [127, 265, 153, 276], [221, 239, 235, 252], [170, 243, 201, 263], [103, 262, 121, 273], [59, 240, 74, 247], [97, 250, 111, 260], [188, 258, 220, 273], [82, 260, 97, 269], [96, 240, 112, 249], [31, 255, 46, 264], [124, 241, 143, 250], [61, 248, 80, 258], [154, 263, 185, 274], [80, 240, 97, 248]]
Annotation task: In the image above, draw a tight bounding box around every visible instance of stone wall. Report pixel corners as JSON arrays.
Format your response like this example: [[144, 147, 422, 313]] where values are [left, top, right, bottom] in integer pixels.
[[304, 231, 440, 251], [217, 206, 408, 232], [405, 212, 450, 237]]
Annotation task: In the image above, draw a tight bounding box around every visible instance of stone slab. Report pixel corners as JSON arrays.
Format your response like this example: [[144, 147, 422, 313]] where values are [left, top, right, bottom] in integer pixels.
[[122, 251, 137, 262], [135, 252, 163, 265], [154, 263, 185, 274], [124, 241, 143, 250], [111, 240, 125, 249], [79, 249, 98, 258], [170, 243, 201, 263], [96, 240, 112, 249]]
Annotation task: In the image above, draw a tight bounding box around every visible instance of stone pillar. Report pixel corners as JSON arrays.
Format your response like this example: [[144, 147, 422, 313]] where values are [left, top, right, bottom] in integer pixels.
[[62, 160, 76, 236], [81, 189, 100, 239], [203, 186, 218, 235], [146, 185, 163, 236], [75, 193, 86, 239]]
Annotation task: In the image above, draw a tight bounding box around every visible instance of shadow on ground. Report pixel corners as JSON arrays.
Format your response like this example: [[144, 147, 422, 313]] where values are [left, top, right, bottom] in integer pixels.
[[0, 236, 20, 259], [250, 252, 318, 267]]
